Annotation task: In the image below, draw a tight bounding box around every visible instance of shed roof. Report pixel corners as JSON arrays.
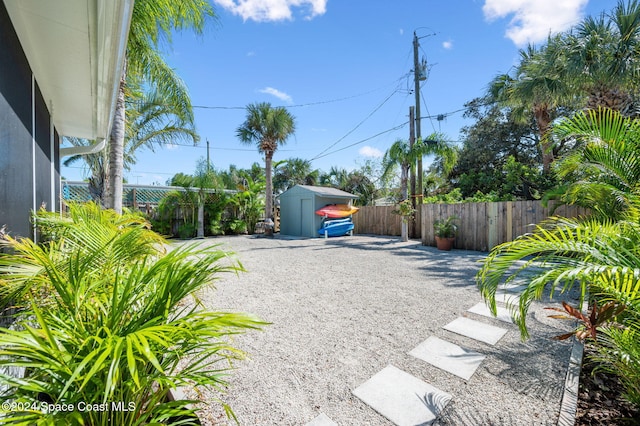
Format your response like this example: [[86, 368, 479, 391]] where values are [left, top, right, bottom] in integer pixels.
[[280, 185, 356, 199]]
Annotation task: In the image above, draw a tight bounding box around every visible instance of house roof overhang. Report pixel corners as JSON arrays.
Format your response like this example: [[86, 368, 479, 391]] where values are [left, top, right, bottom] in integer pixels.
[[3, 0, 133, 140]]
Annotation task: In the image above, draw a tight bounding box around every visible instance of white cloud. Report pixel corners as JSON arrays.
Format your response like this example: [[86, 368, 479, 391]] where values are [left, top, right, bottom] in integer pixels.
[[359, 146, 383, 158], [259, 87, 293, 103], [442, 40, 453, 50], [165, 143, 179, 150], [214, 0, 327, 22], [483, 0, 588, 46], [399, 28, 404, 36]]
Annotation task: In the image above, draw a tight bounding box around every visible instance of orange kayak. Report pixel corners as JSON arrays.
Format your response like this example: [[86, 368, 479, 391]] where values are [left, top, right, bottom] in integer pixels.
[[315, 204, 359, 218]]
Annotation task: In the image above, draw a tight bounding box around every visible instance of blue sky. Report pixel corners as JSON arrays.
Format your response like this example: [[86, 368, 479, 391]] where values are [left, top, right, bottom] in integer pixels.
[[62, 0, 617, 185]]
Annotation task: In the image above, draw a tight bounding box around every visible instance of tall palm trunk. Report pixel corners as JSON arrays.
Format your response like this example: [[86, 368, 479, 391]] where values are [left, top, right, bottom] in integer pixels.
[[586, 85, 636, 117], [264, 151, 273, 220], [400, 164, 410, 241], [107, 64, 127, 214], [534, 105, 554, 173], [400, 164, 409, 201], [197, 201, 205, 238]]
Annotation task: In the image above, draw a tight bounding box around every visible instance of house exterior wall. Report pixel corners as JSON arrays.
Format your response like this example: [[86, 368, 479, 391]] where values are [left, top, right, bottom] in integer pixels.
[[0, 1, 59, 240]]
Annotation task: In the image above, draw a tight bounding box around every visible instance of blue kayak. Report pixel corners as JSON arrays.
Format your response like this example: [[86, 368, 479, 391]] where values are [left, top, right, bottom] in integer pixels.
[[318, 218, 354, 237]]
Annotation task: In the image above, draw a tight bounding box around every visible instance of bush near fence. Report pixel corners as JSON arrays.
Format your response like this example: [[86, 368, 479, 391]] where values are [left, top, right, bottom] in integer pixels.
[[352, 201, 589, 252]]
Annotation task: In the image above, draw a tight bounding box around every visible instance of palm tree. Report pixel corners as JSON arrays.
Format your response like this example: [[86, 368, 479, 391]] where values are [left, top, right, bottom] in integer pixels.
[[342, 170, 377, 206], [563, 0, 640, 115], [236, 102, 296, 220], [125, 87, 199, 154], [273, 158, 319, 193], [382, 134, 457, 201], [489, 37, 573, 173], [319, 166, 349, 188], [65, 88, 198, 205], [382, 135, 457, 240], [62, 138, 110, 202], [193, 159, 221, 238], [381, 139, 414, 203], [107, 0, 214, 213]]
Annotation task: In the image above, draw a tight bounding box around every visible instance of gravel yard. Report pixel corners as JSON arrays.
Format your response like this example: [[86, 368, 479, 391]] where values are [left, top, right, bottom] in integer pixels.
[[177, 234, 577, 425]]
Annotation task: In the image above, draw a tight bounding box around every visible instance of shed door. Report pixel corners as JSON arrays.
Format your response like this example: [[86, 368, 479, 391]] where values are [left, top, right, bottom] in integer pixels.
[[300, 198, 313, 237]]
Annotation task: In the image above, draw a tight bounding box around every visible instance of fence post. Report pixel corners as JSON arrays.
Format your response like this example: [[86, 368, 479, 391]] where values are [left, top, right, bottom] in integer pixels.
[[487, 202, 499, 250], [506, 201, 513, 242]]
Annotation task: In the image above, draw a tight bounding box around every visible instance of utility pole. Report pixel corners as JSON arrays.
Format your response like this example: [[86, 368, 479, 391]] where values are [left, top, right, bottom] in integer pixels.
[[413, 31, 426, 239], [409, 106, 416, 238], [206, 139, 211, 172]]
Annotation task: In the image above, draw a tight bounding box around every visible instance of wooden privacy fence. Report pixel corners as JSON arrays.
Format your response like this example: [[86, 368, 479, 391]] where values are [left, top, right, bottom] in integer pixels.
[[353, 201, 589, 252], [352, 205, 402, 236]]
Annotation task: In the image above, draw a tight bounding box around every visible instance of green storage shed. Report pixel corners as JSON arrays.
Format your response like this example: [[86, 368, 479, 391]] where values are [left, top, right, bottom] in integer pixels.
[[278, 185, 357, 237]]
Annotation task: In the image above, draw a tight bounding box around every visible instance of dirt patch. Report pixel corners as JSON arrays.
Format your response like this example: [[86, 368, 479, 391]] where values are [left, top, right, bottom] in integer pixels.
[[575, 345, 640, 426]]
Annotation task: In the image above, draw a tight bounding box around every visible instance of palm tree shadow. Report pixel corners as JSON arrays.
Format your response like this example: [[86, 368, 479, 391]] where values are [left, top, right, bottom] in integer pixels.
[[413, 390, 453, 426], [433, 400, 518, 425]]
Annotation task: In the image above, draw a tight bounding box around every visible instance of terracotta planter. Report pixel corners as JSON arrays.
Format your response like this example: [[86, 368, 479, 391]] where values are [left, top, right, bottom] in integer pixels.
[[435, 236, 455, 251]]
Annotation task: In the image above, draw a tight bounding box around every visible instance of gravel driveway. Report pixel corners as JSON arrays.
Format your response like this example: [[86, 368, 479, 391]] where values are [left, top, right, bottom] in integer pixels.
[[177, 234, 577, 425]]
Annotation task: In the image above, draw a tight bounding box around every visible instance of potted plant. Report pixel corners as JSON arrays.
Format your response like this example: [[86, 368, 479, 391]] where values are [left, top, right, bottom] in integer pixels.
[[434, 215, 458, 250], [393, 199, 415, 242]]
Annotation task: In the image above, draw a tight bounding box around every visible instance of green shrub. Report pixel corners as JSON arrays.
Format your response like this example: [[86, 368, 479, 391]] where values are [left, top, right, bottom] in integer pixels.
[[594, 323, 640, 407], [226, 219, 247, 235], [0, 202, 265, 424], [209, 220, 225, 236], [177, 222, 196, 239]]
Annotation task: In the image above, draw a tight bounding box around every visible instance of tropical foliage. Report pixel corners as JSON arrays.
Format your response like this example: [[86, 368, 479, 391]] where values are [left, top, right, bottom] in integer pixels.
[[0, 203, 264, 424], [382, 135, 457, 202], [158, 162, 266, 238], [476, 109, 640, 410], [273, 158, 319, 194], [317, 166, 378, 206], [439, 1, 640, 204], [561, 0, 640, 115], [550, 108, 640, 220]]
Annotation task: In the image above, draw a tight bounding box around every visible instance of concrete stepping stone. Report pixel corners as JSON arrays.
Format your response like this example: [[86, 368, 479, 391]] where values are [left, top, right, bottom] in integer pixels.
[[468, 302, 514, 323], [409, 336, 485, 380], [305, 413, 337, 426], [443, 317, 508, 345], [353, 364, 452, 426]]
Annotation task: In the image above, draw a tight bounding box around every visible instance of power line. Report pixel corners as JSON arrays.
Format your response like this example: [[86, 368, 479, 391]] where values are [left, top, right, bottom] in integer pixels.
[[190, 74, 408, 111], [311, 121, 409, 161], [311, 88, 401, 160], [144, 143, 302, 152]]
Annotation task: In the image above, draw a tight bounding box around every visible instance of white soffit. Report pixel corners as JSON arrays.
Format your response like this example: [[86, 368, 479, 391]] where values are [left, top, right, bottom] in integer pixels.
[[4, 0, 133, 139]]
